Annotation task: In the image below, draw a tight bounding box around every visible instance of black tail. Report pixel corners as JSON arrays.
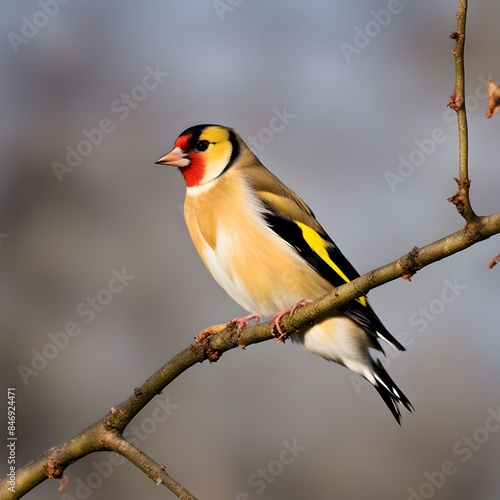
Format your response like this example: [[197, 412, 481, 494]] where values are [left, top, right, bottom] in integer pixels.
[[371, 359, 414, 425]]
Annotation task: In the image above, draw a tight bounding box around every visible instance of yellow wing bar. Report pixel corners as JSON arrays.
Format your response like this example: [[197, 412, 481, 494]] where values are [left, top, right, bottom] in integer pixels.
[[296, 221, 367, 307]]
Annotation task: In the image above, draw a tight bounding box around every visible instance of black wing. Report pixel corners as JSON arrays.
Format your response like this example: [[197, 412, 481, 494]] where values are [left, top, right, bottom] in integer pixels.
[[262, 209, 404, 352]]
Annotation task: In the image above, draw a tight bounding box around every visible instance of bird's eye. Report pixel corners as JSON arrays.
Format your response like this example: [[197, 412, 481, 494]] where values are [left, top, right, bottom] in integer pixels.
[[194, 140, 210, 152]]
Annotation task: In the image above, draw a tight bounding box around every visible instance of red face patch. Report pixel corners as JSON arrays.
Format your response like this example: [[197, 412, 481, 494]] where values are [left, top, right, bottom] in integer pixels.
[[175, 133, 205, 187], [174, 134, 190, 151]]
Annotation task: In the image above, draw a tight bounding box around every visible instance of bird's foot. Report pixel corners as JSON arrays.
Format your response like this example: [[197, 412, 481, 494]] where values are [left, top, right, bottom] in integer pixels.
[[229, 313, 261, 347], [271, 299, 312, 343], [230, 313, 261, 334]]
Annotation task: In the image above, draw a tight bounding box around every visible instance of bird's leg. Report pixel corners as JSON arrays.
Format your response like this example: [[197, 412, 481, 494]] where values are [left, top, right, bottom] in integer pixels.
[[229, 313, 261, 337], [271, 299, 312, 342], [289, 299, 312, 316]]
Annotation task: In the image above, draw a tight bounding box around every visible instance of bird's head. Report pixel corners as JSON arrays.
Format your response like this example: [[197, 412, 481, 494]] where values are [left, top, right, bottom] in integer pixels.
[[156, 124, 241, 187]]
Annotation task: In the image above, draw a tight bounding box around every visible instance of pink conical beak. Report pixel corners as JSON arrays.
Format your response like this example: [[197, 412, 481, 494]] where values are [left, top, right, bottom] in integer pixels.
[[155, 147, 190, 167]]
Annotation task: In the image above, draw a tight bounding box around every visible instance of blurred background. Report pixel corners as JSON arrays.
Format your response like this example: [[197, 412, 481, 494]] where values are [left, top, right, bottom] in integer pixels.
[[1, 1, 500, 499]]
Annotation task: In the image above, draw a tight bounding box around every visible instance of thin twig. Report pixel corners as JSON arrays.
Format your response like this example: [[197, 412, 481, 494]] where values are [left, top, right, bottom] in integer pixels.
[[448, 0, 477, 222], [103, 433, 199, 500], [488, 253, 500, 269]]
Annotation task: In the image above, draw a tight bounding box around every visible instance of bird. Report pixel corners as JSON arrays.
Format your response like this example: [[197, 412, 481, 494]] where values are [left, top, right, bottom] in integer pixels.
[[156, 124, 413, 424]]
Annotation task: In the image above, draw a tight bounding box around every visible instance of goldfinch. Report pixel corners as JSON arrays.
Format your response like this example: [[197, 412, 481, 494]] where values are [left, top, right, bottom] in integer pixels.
[[156, 124, 413, 424]]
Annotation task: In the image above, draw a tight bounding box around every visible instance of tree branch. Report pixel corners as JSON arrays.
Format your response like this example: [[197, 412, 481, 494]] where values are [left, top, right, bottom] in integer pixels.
[[2, 211, 500, 499]]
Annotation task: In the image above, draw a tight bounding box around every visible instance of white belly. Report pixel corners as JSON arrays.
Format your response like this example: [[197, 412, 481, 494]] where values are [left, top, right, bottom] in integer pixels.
[[184, 175, 333, 317], [200, 223, 314, 316]]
